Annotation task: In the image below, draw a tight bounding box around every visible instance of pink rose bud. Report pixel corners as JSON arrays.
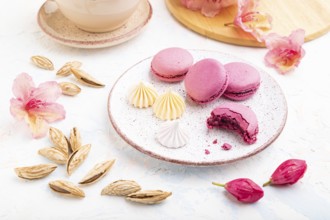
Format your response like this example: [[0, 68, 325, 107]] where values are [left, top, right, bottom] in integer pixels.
[[212, 178, 264, 203], [263, 159, 307, 187]]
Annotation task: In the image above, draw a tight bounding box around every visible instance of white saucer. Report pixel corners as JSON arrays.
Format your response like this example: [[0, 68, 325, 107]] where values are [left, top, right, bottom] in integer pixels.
[[37, 0, 152, 49]]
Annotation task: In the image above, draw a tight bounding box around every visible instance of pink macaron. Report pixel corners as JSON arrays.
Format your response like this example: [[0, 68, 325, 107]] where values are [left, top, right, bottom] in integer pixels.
[[224, 62, 261, 101], [184, 58, 228, 104], [206, 103, 259, 144], [151, 47, 194, 82]]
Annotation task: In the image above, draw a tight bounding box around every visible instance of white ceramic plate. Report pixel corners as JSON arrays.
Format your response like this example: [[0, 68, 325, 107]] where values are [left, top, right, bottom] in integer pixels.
[[108, 50, 287, 166], [37, 0, 152, 49]]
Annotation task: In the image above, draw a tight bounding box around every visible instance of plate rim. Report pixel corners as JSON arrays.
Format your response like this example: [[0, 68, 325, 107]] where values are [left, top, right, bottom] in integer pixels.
[[37, 0, 153, 49], [107, 50, 288, 166]]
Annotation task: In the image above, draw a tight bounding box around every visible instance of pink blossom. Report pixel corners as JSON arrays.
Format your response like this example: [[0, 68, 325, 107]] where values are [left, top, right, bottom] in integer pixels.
[[232, 0, 272, 41], [181, 0, 237, 17], [180, 0, 204, 10], [263, 159, 307, 186], [264, 29, 305, 74], [213, 178, 264, 203], [10, 73, 65, 138]]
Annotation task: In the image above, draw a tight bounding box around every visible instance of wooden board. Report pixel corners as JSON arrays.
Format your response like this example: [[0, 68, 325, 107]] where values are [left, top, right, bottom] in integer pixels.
[[166, 0, 330, 47]]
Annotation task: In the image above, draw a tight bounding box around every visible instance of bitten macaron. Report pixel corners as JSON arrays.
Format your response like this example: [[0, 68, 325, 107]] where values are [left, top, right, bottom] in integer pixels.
[[151, 47, 194, 82], [184, 58, 228, 104], [224, 62, 261, 101], [206, 103, 259, 144]]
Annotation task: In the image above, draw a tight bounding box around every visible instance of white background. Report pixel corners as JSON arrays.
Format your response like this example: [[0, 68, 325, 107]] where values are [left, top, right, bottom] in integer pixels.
[[1, 0, 330, 219]]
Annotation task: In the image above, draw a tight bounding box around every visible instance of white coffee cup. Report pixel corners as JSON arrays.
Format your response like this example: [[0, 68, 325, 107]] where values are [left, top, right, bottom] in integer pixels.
[[54, 0, 141, 32]]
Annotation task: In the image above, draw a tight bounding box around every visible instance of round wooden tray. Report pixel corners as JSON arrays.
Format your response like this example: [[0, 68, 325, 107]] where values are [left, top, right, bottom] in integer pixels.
[[166, 0, 330, 47]]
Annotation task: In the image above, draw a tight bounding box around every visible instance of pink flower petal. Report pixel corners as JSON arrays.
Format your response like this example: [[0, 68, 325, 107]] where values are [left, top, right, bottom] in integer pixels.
[[234, 0, 272, 42], [289, 29, 305, 50], [265, 49, 299, 73], [220, 0, 237, 8], [28, 102, 65, 123], [264, 32, 288, 50], [10, 73, 66, 139], [10, 98, 26, 120], [237, 0, 255, 15], [264, 29, 305, 74], [12, 73, 35, 100], [181, 0, 204, 10], [181, 0, 237, 17], [201, 0, 222, 17], [213, 178, 264, 203], [225, 178, 264, 203], [268, 159, 307, 186], [31, 81, 62, 102], [24, 115, 49, 139]]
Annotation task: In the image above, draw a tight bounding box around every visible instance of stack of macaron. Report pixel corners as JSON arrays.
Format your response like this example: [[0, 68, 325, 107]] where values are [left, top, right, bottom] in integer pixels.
[[150, 47, 261, 103], [183, 58, 261, 103]]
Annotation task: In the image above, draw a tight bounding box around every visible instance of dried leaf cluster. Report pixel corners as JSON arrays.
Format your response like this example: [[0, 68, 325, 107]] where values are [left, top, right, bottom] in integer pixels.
[[14, 125, 172, 203], [15, 126, 115, 198], [30, 55, 105, 97], [101, 180, 172, 205]]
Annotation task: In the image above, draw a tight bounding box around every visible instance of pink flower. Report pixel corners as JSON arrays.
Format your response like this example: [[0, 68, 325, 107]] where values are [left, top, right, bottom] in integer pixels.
[[213, 178, 264, 203], [181, 0, 237, 17], [10, 73, 65, 138], [180, 0, 204, 10], [263, 159, 307, 187], [264, 29, 305, 74], [232, 0, 272, 41]]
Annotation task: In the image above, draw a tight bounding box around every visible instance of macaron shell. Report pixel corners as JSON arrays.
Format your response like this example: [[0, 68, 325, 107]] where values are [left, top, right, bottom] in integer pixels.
[[224, 62, 261, 101], [184, 58, 228, 103], [151, 47, 193, 82]]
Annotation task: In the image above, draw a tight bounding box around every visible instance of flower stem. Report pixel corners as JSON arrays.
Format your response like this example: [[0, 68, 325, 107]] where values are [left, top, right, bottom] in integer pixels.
[[212, 182, 226, 187], [224, 22, 235, 27], [262, 180, 271, 187]]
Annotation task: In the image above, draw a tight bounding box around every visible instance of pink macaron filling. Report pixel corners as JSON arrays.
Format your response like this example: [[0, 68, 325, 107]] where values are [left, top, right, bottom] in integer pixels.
[[151, 66, 188, 81], [224, 83, 260, 100]]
